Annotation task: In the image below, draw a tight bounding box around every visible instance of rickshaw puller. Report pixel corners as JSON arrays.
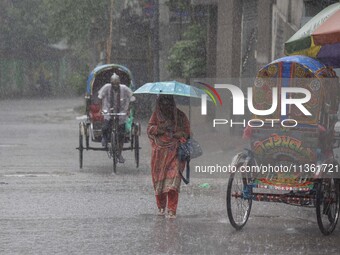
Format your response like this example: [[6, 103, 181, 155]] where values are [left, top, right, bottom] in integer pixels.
[[98, 73, 133, 163]]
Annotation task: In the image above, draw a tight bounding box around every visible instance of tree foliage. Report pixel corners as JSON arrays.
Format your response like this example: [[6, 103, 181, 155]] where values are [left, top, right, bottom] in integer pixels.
[[0, 0, 110, 57], [0, 0, 49, 52], [0, 0, 148, 96], [166, 0, 191, 12], [167, 24, 207, 80], [45, 0, 110, 46]]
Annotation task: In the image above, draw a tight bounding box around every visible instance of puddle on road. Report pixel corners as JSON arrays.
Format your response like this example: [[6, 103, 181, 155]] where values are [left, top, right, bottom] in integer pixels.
[[285, 227, 298, 234], [25, 114, 74, 123], [2, 172, 75, 178], [0, 144, 26, 147]]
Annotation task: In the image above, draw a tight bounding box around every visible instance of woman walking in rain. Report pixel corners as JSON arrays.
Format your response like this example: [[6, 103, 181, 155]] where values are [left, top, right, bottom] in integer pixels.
[[147, 95, 190, 219]]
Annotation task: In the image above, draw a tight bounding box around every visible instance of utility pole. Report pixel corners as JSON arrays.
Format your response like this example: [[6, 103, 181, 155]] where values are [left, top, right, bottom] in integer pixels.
[[107, 0, 114, 64], [153, 0, 160, 81]]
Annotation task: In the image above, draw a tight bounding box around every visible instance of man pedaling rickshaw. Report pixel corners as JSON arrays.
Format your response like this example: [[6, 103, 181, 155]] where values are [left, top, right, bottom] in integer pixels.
[[98, 73, 134, 163]]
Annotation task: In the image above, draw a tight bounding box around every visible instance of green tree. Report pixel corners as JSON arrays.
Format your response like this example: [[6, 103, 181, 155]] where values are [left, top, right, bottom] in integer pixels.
[[44, 0, 118, 95], [46, 0, 110, 43], [45, 0, 146, 64], [0, 0, 49, 53], [0, 0, 52, 97], [45, 0, 111, 62], [167, 24, 207, 82], [166, 0, 191, 13]]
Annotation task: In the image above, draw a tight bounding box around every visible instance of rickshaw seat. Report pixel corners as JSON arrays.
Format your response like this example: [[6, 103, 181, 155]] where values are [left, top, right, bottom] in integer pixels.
[[89, 104, 103, 122]]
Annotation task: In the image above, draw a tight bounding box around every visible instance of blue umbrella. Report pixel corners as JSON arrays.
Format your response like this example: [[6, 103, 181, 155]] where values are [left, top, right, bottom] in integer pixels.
[[133, 80, 207, 99]]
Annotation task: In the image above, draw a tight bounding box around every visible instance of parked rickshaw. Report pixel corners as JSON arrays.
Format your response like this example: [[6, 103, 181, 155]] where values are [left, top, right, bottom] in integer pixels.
[[77, 64, 141, 173], [227, 56, 340, 235]]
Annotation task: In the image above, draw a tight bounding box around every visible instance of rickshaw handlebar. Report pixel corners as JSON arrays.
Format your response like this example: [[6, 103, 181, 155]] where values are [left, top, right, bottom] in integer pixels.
[[101, 111, 127, 116]]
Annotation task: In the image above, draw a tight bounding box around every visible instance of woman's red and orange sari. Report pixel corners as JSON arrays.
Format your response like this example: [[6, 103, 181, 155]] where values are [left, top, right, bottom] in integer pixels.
[[147, 102, 190, 201]]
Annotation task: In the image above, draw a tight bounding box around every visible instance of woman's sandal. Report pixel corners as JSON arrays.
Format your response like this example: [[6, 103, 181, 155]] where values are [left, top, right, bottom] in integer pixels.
[[167, 210, 176, 219], [158, 208, 165, 216]]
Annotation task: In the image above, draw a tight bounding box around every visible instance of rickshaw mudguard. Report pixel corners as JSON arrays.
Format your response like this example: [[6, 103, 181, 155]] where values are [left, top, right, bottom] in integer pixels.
[[231, 149, 254, 167]]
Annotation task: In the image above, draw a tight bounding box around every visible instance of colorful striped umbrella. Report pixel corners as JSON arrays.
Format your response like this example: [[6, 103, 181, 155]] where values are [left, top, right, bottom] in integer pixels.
[[284, 3, 340, 68]]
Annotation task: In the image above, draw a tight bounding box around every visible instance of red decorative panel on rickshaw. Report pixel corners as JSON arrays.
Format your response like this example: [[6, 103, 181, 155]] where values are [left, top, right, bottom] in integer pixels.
[[250, 126, 319, 166]]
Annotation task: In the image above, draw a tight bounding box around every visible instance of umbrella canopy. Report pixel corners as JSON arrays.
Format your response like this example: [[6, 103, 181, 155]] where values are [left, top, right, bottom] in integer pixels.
[[133, 81, 207, 99], [284, 3, 340, 67]]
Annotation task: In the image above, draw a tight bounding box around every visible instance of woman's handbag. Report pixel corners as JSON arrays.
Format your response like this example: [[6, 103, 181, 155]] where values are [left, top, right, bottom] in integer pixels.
[[178, 138, 203, 184], [178, 138, 203, 161]]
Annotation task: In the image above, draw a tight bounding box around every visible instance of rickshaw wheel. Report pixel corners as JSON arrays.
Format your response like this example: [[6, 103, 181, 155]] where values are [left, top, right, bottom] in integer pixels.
[[134, 134, 139, 168], [111, 131, 117, 174], [226, 169, 252, 230], [78, 123, 84, 169], [316, 178, 340, 235]]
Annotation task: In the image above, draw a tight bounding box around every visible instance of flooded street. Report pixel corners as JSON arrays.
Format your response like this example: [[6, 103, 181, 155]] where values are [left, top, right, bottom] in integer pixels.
[[1, 98, 339, 254]]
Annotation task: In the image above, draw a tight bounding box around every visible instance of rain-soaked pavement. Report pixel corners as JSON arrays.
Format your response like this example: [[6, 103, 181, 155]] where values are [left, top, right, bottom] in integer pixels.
[[1, 98, 340, 254]]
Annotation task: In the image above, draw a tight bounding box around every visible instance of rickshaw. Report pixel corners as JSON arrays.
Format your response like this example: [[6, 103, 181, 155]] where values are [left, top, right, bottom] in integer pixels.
[[77, 64, 141, 173], [226, 56, 340, 235]]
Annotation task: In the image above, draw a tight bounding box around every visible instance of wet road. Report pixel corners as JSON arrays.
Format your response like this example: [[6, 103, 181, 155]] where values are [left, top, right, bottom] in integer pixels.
[[1, 98, 339, 254]]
